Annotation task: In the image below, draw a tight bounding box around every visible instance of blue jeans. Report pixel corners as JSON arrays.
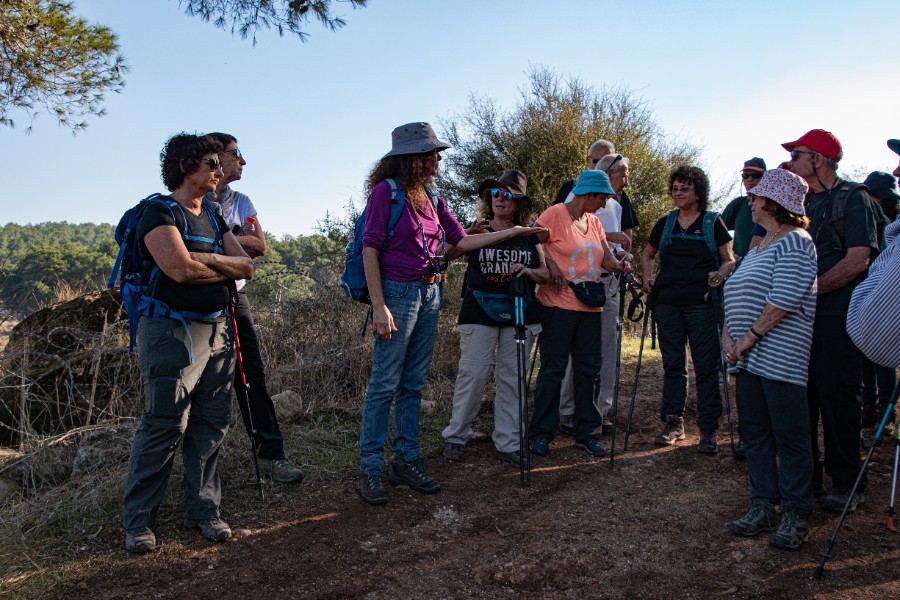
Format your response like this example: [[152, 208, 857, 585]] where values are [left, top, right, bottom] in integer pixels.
[[736, 370, 813, 517], [359, 278, 442, 476], [530, 305, 603, 441], [654, 302, 722, 432]]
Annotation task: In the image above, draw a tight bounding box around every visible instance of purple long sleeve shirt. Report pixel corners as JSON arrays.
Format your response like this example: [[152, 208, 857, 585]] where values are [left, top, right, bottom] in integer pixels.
[[362, 180, 465, 281]]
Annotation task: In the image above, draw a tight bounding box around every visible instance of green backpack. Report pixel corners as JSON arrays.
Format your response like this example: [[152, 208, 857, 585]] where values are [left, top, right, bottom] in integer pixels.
[[657, 210, 721, 270]]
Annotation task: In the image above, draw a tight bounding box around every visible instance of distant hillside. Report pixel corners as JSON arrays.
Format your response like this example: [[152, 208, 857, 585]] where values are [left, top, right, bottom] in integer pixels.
[[0, 221, 348, 317]]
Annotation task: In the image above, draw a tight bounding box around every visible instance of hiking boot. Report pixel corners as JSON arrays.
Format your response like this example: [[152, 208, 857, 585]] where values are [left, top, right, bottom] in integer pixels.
[[575, 436, 607, 458], [389, 458, 441, 494], [530, 435, 550, 456], [357, 474, 389, 505], [443, 442, 465, 462], [495, 449, 530, 468], [728, 500, 778, 537], [769, 510, 809, 551], [124, 527, 156, 554], [654, 415, 686, 446], [697, 430, 718, 455], [732, 439, 746, 460], [558, 415, 575, 436], [184, 518, 231, 542], [823, 487, 865, 514], [601, 418, 615, 435], [259, 458, 305, 484]]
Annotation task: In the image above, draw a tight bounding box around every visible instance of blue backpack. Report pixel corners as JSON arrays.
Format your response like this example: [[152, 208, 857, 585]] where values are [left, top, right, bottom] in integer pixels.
[[108, 194, 224, 358], [340, 178, 438, 304]]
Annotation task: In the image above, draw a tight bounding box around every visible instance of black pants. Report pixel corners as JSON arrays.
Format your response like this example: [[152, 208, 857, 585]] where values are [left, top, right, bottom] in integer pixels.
[[530, 305, 603, 441], [234, 290, 285, 460], [807, 315, 864, 491]]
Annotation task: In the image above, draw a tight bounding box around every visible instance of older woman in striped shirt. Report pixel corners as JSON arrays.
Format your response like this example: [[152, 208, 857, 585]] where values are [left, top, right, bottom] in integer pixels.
[[722, 169, 818, 551]]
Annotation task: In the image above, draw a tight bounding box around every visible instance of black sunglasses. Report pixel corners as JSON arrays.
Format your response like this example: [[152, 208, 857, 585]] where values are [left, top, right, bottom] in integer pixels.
[[742, 172, 763, 180], [790, 149, 815, 161], [225, 148, 242, 159], [491, 189, 514, 201], [203, 158, 221, 171], [604, 154, 624, 173]]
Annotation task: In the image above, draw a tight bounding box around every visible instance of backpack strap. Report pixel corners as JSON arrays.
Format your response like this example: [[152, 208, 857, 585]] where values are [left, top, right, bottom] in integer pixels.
[[657, 209, 720, 270], [384, 178, 408, 241], [821, 182, 867, 253], [657, 210, 678, 254], [702, 211, 721, 268]]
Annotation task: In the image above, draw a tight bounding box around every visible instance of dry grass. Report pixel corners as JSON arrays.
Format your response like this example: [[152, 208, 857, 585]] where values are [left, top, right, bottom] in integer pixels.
[[0, 276, 685, 598]]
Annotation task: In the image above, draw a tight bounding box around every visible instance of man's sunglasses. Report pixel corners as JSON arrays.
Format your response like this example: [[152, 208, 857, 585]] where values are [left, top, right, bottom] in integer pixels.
[[790, 149, 815, 161], [491, 189, 514, 201], [203, 158, 221, 171], [604, 154, 624, 173], [742, 172, 763, 180], [225, 148, 243, 159]]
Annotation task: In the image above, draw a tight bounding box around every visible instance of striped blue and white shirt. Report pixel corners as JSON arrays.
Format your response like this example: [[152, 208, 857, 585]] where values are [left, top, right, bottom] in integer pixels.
[[724, 230, 818, 386], [847, 219, 900, 369]]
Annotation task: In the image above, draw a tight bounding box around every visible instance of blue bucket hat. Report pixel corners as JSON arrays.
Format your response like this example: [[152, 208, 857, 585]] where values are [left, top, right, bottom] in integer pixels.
[[571, 170, 615, 196]]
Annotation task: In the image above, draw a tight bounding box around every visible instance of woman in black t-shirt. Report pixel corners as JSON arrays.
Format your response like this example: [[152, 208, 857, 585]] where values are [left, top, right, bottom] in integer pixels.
[[121, 134, 253, 555], [640, 166, 735, 455], [441, 171, 548, 467]]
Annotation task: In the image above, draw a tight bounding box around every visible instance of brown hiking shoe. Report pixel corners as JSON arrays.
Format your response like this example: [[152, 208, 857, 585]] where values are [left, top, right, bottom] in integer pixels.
[[184, 518, 231, 542], [124, 527, 156, 554], [654, 415, 686, 446], [259, 458, 305, 484]]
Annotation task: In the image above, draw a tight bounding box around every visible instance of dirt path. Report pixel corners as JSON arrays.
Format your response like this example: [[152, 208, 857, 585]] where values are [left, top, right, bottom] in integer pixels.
[[74, 428, 900, 600]]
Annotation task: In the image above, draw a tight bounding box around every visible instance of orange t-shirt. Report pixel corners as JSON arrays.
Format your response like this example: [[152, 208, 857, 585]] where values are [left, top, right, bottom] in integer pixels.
[[536, 203, 607, 312]]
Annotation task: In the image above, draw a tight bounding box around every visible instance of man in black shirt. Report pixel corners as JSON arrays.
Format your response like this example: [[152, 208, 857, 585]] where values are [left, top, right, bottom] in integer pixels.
[[783, 129, 880, 513]]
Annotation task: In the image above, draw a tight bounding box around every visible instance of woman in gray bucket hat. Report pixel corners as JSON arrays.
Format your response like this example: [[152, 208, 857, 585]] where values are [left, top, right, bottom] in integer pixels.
[[357, 123, 546, 505]]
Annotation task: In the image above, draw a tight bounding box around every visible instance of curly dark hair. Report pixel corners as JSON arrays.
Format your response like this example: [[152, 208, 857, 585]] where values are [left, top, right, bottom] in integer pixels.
[[477, 188, 532, 226], [761, 198, 810, 229], [366, 153, 435, 208], [669, 165, 710, 213], [160, 133, 223, 192]]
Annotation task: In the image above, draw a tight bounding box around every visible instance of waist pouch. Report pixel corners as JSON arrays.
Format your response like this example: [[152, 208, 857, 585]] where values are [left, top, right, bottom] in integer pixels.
[[471, 289, 515, 323], [568, 280, 606, 308]]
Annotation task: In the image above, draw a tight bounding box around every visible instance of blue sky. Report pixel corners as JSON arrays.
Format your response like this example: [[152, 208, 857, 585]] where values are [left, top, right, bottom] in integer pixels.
[[2, 0, 899, 237]]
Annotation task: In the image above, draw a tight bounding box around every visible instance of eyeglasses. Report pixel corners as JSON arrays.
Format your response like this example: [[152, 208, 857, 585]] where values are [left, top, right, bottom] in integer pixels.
[[225, 148, 243, 159], [490, 189, 514, 201], [604, 154, 624, 173], [790, 150, 815, 161], [742, 173, 763, 180], [203, 158, 221, 171]]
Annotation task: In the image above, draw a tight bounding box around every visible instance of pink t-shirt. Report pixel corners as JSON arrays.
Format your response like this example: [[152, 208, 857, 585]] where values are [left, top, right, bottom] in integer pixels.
[[536, 203, 607, 312]]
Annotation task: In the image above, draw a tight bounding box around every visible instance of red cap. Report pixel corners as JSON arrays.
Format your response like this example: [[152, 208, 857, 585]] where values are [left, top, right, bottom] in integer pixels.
[[782, 129, 843, 162]]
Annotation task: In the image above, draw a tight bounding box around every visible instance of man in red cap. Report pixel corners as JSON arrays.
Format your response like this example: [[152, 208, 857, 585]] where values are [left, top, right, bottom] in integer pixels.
[[784, 129, 880, 514]]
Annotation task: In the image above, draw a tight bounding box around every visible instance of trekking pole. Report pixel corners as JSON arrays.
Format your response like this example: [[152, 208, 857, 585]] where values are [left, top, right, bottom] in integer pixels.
[[710, 287, 736, 455], [815, 379, 900, 578], [888, 418, 900, 532], [229, 305, 266, 501], [624, 289, 653, 452], [512, 274, 531, 486], [608, 272, 628, 468]]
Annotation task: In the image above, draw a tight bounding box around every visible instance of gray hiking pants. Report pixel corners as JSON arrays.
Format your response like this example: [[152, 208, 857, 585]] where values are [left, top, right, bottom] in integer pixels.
[[121, 317, 233, 531]]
